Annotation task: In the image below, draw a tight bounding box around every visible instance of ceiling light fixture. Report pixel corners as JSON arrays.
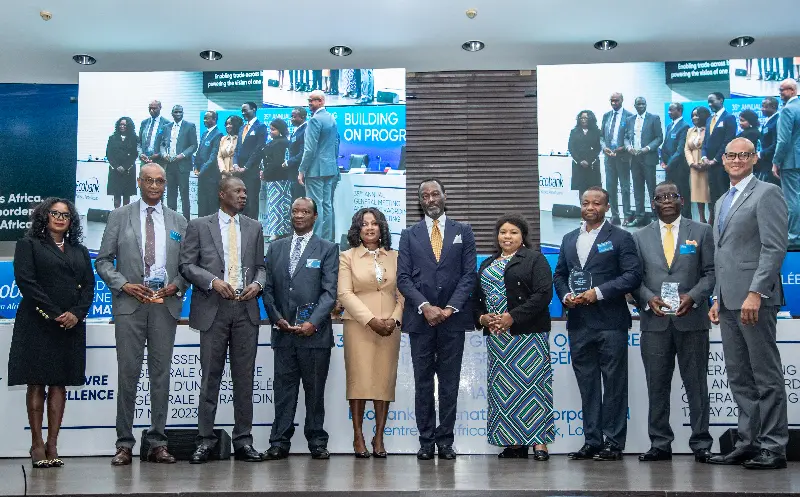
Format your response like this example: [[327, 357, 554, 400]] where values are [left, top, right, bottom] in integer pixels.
[[199, 50, 223, 61], [72, 54, 96, 65], [594, 40, 618, 51], [729, 36, 755, 48], [329, 46, 352, 57], [462, 40, 485, 52]]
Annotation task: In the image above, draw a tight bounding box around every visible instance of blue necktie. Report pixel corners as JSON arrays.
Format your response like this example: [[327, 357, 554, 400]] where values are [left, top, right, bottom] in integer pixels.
[[289, 237, 303, 275], [718, 186, 737, 233]]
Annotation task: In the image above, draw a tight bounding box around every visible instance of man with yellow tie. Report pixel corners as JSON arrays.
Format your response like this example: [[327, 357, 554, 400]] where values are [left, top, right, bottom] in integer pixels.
[[632, 181, 716, 463], [397, 178, 477, 460], [700, 92, 738, 224]]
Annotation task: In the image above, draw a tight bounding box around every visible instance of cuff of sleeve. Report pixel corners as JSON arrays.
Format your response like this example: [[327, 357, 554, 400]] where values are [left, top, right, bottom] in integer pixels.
[[446, 305, 459, 313], [594, 287, 604, 301], [209, 277, 217, 290], [562, 293, 573, 304], [417, 302, 429, 314]]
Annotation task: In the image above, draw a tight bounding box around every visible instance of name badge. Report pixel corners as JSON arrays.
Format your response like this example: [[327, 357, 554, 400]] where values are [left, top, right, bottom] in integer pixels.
[[679, 244, 696, 254], [670, 133, 677, 139], [170, 231, 182, 242], [306, 259, 321, 268], [597, 241, 613, 253], [204, 140, 211, 146]]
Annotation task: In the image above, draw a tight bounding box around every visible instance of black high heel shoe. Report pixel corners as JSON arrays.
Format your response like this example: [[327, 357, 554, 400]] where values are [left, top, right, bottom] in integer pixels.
[[533, 446, 549, 461], [45, 442, 64, 467], [353, 440, 370, 459], [371, 439, 388, 458], [30, 447, 50, 469]]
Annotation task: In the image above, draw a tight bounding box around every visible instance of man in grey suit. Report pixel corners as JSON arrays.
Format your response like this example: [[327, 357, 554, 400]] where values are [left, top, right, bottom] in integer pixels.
[[261, 197, 339, 461], [159, 105, 198, 220], [96, 163, 188, 466], [601, 93, 634, 225], [138, 100, 169, 164], [298, 90, 339, 242], [708, 138, 789, 470], [772, 79, 800, 249], [178, 176, 266, 464], [632, 181, 715, 463], [624, 97, 663, 227]]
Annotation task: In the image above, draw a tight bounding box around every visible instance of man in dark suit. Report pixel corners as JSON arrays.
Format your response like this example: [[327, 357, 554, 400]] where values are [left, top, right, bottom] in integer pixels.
[[159, 105, 198, 220], [600, 93, 633, 225], [624, 97, 663, 227], [632, 181, 715, 463], [178, 176, 267, 464], [397, 178, 477, 460], [286, 107, 308, 201], [233, 101, 268, 220], [757, 96, 780, 186], [261, 197, 338, 461], [194, 111, 223, 217], [661, 103, 691, 219], [553, 186, 642, 461], [701, 92, 737, 220], [138, 100, 169, 165]]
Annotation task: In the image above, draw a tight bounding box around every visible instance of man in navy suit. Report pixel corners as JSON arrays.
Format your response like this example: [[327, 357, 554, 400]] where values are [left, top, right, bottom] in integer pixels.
[[233, 101, 268, 220], [397, 178, 477, 461], [286, 107, 307, 201], [600, 93, 634, 225], [701, 92, 737, 219], [194, 111, 223, 217], [138, 100, 169, 164], [661, 103, 691, 219], [757, 96, 780, 186], [159, 105, 198, 220], [624, 97, 664, 227], [553, 186, 642, 461]]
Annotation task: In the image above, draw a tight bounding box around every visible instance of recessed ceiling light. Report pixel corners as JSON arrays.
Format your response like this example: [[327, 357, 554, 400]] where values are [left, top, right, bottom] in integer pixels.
[[72, 54, 96, 65], [462, 40, 485, 52], [329, 46, 352, 57], [199, 50, 223, 61], [729, 36, 755, 48], [594, 40, 618, 51]]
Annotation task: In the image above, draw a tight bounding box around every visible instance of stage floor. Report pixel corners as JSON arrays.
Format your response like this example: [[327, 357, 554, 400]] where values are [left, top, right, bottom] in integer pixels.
[[0, 455, 798, 496]]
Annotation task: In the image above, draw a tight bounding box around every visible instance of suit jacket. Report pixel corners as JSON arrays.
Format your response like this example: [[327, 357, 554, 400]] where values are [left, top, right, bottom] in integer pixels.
[[713, 177, 788, 309], [96, 201, 189, 319], [195, 127, 223, 177], [337, 246, 404, 326], [758, 113, 780, 174], [178, 213, 267, 331], [233, 119, 268, 178], [701, 111, 737, 164], [259, 136, 290, 182], [553, 222, 642, 331], [473, 246, 553, 336], [396, 218, 477, 333], [262, 234, 339, 348], [774, 98, 800, 170], [299, 108, 339, 178], [601, 108, 633, 155], [138, 116, 169, 156], [661, 119, 690, 168], [632, 218, 715, 331], [624, 112, 663, 164], [286, 122, 306, 180], [159, 120, 198, 173]]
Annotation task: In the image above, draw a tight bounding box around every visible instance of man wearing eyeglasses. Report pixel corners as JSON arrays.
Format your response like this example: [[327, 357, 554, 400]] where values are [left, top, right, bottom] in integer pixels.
[[632, 181, 715, 463], [772, 79, 800, 249], [96, 163, 188, 466], [707, 138, 789, 470]]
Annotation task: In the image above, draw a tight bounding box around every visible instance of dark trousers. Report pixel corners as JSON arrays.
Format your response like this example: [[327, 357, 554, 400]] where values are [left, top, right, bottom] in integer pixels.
[[166, 165, 190, 220], [329, 70, 339, 94], [241, 172, 261, 221], [197, 172, 220, 217], [312, 70, 323, 90], [269, 346, 331, 450], [353, 70, 362, 98], [641, 324, 711, 452], [707, 163, 730, 225], [665, 161, 693, 219], [197, 300, 259, 450], [604, 154, 631, 219], [568, 326, 628, 449], [409, 328, 466, 449], [631, 156, 657, 218]]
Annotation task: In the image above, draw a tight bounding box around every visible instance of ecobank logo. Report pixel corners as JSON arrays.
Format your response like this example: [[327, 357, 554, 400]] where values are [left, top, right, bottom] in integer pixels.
[[539, 172, 564, 189], [76, 177, 100, 194], [0, 280, 21, 299]]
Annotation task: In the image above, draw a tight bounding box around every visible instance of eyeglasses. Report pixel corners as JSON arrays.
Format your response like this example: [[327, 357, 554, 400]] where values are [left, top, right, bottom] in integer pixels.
[[140, 177, 166, 186], [723, 152, 756, 160], [653, 192, 682, 203], [48, 210, 70, 220]]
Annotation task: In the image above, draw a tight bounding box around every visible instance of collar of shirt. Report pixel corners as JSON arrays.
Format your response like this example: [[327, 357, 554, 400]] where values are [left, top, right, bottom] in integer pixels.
[[658, 215, 682, 231], [425, 214, 447, 232], [580, 220, 605, 234], [173, 120, 182, 128], [247, 117, 257, 126], [358, 244, 386, 258], [218, 209, 240, 226], [731, 173, 755, 192], [313, 107, 326, 116], [787, 96, 799, 105], [141, 200, 163, 215], [204, 125, 217, 136], [292, 231, 311, 245], [765, 112, 780, 125], [714, 108, 725, 118], [672, 118, 683, 127], [637, 112, 647, 119], [293, 121, 307, 134]]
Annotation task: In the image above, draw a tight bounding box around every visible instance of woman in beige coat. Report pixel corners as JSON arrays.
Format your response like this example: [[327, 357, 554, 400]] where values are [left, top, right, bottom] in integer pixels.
[[338, 207, 404, 459], [217, 115, 243, 174]]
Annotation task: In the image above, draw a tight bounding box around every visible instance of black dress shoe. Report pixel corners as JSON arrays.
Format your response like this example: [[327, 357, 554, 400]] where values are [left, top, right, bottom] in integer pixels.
[[190, 445, 214, 464], [707, 446, 759, 465], [638, 447, 672, 461], [694, 448, 713, 463], [438, 445, 457, 460], [742, 449, 787, 470], [234, 445, 262, 462], [262, 446, 289, 461], [568, 443, 601, 460], [310, 447, 330, 460], [533, 448, 549, 461], [594, 441, 624, 461], [417, 446, 435, 460]]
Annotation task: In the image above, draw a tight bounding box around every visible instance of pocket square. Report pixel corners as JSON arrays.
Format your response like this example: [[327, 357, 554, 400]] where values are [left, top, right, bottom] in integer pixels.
[[685, 239, 697, 246], [453, 234, 462, 244]]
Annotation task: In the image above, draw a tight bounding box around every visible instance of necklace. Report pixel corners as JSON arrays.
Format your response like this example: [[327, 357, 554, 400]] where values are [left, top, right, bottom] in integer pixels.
[[55, 240, 65, 248], [500, 251, 516, 260]]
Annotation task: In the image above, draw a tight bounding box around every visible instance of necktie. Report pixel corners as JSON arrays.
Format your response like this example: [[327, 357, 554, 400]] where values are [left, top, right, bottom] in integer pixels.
[[609, 111, 618, 146], [431, 219, 443, 262], [663, 223, 675, 267], [241, 123, 251, 143], [227, 217, 240, 288], [289, 236, 303, 275], [709, 114, 718, 134], [146, 118, 156, 152], [144, 207, 156, 276], [718, 187, 737, 233]]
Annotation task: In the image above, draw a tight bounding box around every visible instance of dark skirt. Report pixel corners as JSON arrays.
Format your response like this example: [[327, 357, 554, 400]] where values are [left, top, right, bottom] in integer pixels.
[[570, 159, 602, 193], [107, 165, 137, 196]]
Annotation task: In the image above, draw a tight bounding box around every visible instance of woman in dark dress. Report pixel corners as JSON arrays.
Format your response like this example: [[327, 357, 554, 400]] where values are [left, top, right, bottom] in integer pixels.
[[737, 109, 761, 149], [8, 198, 94, 468], [106, 117, 138, 209], [259, 118, 291, 239], [567, 110, 602, 200]]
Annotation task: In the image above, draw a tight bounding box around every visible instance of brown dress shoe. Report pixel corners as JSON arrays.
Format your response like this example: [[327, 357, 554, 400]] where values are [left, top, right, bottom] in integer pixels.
[[111, 447, 133, 466], [148, 446, 176, 464]]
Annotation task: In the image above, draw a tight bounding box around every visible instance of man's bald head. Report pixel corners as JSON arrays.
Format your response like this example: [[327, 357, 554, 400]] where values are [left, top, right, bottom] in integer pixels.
[[725, 136, 756, 154]]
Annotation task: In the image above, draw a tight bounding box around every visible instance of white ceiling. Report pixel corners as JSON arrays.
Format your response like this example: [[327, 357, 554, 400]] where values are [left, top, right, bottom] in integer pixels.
[[2, 0, 798, 83]]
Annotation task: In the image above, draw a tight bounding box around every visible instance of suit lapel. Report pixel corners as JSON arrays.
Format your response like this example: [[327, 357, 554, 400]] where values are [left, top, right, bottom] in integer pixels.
[[670, 218, 691, 270], [651, 221, 670, 269], [414, 221, 437, 265], [292, 234, 319, 280], [129, 201, 144, 261], [164, 208, 177, 276], [208, 215, 225, 263], [721, 179, 758, 239], [437, 218, 457, 265], [583, 223, 612, 268]]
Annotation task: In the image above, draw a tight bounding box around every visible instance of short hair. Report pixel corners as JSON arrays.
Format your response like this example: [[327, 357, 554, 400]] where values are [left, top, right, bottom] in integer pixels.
[[417, 178, 446, 197], [292, 106, 308, 120], [763, 96, 780, 109], [710, 92, 725, 102], [739, 109, 760, 129], [654, 180, 680, 196], [692, 106, 712, 123], [218, 174, 244, 193], [634, 96, 647, 104], [582, 186, 610, 204], [670, 102, 684, 113], [610, 92, 623, 101], [204, 110, 218, 122], [346, 207, 392, 250], [493, 214, 532, 252], [172, 105, 183, 112], [244, 101, 258, 111], [225, 115, 244, 135], [293, 196, 317, 215], [270, 118, 289, 138], [27, 197, 83, 245]]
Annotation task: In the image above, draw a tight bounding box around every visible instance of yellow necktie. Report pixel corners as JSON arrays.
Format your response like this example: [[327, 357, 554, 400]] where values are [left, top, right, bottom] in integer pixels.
[[228, 217, 240, 287], [663, 223, 675, 267], [241, 123, 250, 143], [709, 115, 718, 134], [431, 219, 443, 262]]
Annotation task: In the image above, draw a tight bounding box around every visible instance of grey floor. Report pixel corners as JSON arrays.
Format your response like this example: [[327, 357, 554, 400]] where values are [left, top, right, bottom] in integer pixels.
[[1, 455, 799, 496]]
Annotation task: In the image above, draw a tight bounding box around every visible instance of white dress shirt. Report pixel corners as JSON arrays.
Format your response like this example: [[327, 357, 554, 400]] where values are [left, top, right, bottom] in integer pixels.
[[201, 125, 217, 143], [658, 215, 682, 253], [607, 109, 622, 147], [218, 210, 242, 286], [566, 220, 606, 301], [140, 200, 166, 274], [633, 113, 646, 149], [169, 120, 182, 157]]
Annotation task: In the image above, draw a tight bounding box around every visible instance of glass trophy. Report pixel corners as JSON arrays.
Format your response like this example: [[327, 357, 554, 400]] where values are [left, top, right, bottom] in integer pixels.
[[660, 282, 680, 315], [144, 268, 166, 293], [568, 269, 592, 295], [233, 267, 250, 298], [294, 303, 317, 326]]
